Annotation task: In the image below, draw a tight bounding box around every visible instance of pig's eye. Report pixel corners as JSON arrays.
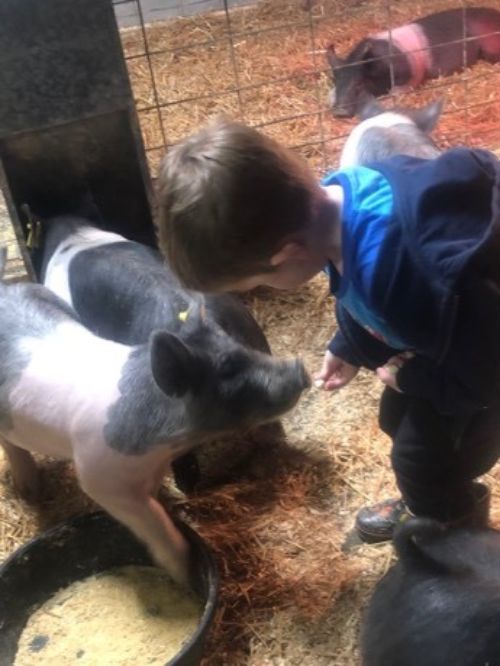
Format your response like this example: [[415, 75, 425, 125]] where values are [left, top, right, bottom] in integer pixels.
[[218, 355, 247, 379]]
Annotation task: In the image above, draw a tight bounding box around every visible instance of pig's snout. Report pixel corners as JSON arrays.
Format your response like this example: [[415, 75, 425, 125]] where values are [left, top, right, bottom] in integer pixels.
[[280, 357, 311, 391], [332, 106, 353, 118], [270, 358, 310, 412], [188, 351, 311, 433], [328, 88, 354, 117]]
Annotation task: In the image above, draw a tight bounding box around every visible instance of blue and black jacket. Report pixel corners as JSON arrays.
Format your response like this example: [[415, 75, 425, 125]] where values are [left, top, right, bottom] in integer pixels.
[[323, 147, 500, 416]]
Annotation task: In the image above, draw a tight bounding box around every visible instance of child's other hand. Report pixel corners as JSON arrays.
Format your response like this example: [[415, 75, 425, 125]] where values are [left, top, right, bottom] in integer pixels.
[[376, 353, 414, 391], [314, 351, 359, 390]]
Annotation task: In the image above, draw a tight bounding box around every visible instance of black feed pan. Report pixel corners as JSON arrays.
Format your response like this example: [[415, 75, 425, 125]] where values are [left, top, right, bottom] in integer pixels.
[[0, 511, 219, 665]]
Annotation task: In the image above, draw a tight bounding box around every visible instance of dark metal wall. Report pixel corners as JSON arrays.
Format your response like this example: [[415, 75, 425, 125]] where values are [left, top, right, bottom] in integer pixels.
[[0, 0, 156, 277]]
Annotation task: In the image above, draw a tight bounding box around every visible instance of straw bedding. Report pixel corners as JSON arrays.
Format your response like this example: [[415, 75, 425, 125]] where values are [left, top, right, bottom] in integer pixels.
[[1, 1, 500, 664]]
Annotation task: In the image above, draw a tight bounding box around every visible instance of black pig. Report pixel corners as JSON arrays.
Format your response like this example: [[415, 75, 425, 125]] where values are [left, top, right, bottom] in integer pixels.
[[361, 517, 500, 666], [328, 7, 500, 117]]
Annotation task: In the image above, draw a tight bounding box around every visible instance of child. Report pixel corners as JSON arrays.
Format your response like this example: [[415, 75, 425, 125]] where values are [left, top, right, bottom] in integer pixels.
[[156, 118, 500, 542]]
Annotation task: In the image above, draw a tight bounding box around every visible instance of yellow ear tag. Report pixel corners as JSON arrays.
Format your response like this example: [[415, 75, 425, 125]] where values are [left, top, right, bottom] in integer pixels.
[[178, 310, 189, 322], [22, 204, 42, 250]]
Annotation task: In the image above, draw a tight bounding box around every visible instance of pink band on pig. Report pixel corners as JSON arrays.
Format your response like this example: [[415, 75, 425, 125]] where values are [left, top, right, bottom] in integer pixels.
[[373, 23, 432, 88]]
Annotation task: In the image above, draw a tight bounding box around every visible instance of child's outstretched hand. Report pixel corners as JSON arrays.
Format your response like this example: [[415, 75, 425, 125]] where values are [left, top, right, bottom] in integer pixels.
[[314, 350, 359, 390], [376, 353, 414, 391]]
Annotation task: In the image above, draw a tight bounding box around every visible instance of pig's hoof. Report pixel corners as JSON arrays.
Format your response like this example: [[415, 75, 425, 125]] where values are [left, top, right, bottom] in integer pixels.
[[158, 556, 190, 589]]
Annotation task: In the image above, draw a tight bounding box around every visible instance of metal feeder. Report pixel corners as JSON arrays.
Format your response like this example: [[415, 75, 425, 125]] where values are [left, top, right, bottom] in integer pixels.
[[0, 0, 156, 279]]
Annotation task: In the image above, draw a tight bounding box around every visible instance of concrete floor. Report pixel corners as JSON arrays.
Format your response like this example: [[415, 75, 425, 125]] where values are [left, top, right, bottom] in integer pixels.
[[114, 0, 254, 28]]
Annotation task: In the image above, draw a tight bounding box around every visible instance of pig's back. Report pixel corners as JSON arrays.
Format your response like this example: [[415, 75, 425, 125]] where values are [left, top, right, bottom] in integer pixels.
[[4, 318, 130, 457], [417, 7, 500, 73], [340, 113, 441, 167], [0, 282, 79, 382], [416, 7, 470, 37], [0, 282, 130, 455], [358, 125, 440, 162], [66, 242, 190, 345], [0, 282, 78, 332], [60, 239, 270, 353]]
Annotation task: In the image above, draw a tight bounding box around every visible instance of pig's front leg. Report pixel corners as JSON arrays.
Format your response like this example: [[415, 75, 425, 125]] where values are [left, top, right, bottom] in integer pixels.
[[1, 440, 40, 501], [76, 455, 190, 586]]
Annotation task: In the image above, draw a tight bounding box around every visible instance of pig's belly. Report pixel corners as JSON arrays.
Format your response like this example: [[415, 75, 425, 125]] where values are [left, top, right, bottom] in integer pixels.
[[2, 417, 73, 459]]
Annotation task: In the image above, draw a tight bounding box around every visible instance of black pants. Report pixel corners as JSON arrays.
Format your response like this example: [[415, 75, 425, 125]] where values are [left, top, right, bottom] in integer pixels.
[[380, 387, 500, 521]]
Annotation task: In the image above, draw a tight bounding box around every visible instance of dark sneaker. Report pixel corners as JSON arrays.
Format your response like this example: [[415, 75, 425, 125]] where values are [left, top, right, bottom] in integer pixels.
[[356, 498, 412, 544], [356, 481, 491, 545]]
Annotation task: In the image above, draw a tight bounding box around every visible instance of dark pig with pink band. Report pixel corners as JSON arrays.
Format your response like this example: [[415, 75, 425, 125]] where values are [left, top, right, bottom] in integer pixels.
[[327, 7, 500, 118]]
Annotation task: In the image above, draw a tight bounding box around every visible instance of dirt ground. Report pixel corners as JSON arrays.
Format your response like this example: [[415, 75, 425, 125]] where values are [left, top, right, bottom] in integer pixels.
[[1, 0, 500, 664]]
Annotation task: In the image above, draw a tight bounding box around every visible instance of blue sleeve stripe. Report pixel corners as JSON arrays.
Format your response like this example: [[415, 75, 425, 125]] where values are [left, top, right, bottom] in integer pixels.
[[329, 167, 394, 295], [324, 166, 407, 349]]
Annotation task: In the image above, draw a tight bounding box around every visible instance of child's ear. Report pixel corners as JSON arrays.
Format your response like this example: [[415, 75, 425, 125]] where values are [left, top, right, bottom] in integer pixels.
[[270, 242, 306, 267]]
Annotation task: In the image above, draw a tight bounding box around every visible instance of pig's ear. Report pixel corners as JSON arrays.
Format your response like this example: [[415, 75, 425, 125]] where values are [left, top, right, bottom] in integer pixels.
[[326, 44, 343, 68], [358, 94, 384, 120], [358, 40, 375, 65], [150, 331, 197, 397], [410, 98, 444, 133]]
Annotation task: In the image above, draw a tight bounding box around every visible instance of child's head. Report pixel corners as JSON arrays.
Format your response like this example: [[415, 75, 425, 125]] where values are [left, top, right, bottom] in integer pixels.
[[156, 119, 327, 292]]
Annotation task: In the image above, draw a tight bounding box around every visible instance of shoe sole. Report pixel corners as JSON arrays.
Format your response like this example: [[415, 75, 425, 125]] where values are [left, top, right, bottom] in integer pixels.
[[355, 520, 394, 544]]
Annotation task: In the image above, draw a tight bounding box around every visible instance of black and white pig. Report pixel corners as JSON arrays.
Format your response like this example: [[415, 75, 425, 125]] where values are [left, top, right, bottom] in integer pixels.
[[361, 517, 500, 666], [327, 7, 500, 117], [339, 97, 443, 167], [39, 217, 296, 492], [40, 217, 270, 350], [0, 248, 309, 584]]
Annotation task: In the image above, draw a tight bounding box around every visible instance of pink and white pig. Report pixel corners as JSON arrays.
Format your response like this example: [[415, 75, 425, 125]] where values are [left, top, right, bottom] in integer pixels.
[[327, 7, 500, 117]]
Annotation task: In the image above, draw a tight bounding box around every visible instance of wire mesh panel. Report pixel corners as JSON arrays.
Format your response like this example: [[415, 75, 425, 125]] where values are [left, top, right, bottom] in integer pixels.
[[113, 0, 500, 177], [1, 0, 498, 282]]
